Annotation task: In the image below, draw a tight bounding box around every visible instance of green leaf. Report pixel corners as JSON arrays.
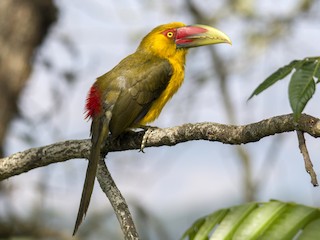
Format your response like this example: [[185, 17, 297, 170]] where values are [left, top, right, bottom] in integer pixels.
[[233, 201, 288, 240], [248, 60, 302, 100], [315, 61, 320, 83], [298, 218, 320, 240], [193, 209, 229, 240], [180, 217, 207, 240], [210, 202, 258, 240], [259, 203, 320, 240], [288, 61, 317, 121], [181, 201, 320, 240]]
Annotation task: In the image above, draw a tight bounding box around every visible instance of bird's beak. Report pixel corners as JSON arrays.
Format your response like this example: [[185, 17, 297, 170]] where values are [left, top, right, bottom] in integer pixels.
[[175, 24, 232, 48]]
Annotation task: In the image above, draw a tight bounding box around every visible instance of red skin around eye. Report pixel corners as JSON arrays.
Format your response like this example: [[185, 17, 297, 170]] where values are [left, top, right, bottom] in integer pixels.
[[161, 29, 177, 38]]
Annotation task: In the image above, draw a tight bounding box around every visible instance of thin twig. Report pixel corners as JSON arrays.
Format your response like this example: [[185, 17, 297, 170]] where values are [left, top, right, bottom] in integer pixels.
[[97, 160, 139, 240], [296, 130, 318, 186]]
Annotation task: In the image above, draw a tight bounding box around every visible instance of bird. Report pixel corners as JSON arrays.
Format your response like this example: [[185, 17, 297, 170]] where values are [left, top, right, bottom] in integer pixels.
[[73, 22, 231, 235]]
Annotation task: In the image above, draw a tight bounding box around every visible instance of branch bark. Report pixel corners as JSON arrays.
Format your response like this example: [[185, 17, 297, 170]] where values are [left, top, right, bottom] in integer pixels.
[[1, 113, 320, 181], [97, 160, 139, 240], [1, 113, 320, 239], [296, 130, 318, 186]]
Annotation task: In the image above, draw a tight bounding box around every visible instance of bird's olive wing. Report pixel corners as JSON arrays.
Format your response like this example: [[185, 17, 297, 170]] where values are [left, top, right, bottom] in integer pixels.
[[108, 57, 172, 137]]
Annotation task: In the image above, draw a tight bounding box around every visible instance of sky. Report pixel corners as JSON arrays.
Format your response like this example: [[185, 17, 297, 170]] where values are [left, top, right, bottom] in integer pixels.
[[3, 0, 320, 239]]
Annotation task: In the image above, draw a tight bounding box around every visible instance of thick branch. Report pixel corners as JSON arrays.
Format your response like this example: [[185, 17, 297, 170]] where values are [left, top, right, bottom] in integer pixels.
[[1, 113, 320, 181]]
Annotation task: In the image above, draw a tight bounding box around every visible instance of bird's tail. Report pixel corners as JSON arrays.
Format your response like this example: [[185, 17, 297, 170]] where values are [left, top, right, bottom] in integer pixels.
[[73, 118, 109, 235]]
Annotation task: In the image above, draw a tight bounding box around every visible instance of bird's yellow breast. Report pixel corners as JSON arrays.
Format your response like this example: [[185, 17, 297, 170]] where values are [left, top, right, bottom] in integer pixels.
[[138, 50, 186, 125]]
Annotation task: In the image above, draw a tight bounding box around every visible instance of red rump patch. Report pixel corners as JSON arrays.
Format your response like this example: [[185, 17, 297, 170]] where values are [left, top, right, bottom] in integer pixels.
[[85, 85, 102, 119]]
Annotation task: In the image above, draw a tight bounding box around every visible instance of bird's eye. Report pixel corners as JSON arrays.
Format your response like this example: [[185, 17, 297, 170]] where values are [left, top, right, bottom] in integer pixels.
[[166, 31, 174, 38]]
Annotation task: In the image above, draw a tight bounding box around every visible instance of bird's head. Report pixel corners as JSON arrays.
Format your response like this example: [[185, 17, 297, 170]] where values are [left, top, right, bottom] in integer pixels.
[[138, 22, 231, 58]]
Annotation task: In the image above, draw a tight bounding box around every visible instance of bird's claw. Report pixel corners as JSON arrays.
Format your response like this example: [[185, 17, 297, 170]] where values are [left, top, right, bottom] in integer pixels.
[[139, 126, 158, 152]]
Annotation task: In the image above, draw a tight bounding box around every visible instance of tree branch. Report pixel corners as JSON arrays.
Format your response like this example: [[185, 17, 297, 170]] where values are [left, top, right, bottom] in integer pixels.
[[1, 113, 320, 239], [296, 130, 318, 186], [97, 160, 139, 240], [1, 113, 320, 181]]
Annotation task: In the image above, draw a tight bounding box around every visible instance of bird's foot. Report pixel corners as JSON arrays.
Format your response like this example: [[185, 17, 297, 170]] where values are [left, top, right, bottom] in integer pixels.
[[139, 125, 159, 153]]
